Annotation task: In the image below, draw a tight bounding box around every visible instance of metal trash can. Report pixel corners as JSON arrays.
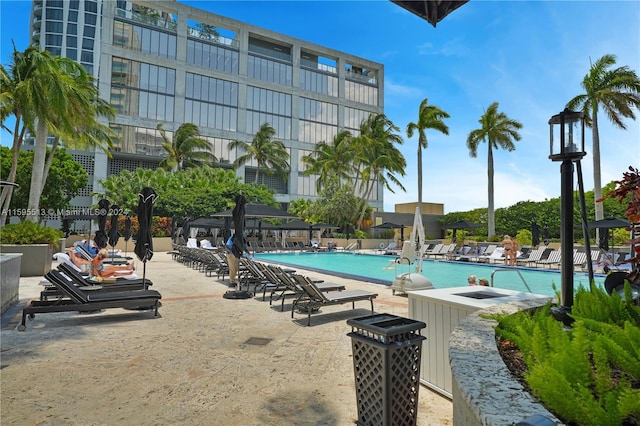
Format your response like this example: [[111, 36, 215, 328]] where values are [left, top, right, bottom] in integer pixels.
[[347, 313, 427, 426]]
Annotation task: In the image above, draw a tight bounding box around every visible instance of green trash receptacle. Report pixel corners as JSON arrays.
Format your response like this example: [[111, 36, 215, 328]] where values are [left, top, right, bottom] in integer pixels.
[[347, 313, 427, 426]]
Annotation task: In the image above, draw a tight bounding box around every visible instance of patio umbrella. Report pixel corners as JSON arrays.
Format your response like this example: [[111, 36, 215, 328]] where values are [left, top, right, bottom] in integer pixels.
[[391, 0, 469, 27], [588, 217, 630, 258], [123, 214, 132, 255], [94, 199, 110, 249], [108, 205, 120, 259], [225, 194, 251, 299], [182, 216, 191, 241], [543, 225, 550, 246], [135, 187, 158, 283], [532, 222, 540, 247]]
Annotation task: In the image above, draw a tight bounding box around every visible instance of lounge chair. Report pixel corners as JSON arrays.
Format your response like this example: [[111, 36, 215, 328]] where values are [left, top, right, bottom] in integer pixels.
[[458, 246, 486, 262], [20, 270, 162, 331], [377, 242, 396, 253], [516, 247, 545, 266], [424, 243, 443, 258], [39, 263, 153, 301], [476, 247, 504, 263], [291, 275, 377, 326], [535, 250, 561, 268]]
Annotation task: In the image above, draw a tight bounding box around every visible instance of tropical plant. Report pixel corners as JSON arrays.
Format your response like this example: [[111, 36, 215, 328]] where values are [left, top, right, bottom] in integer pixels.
[[97, 166, 277, 219], [301, 130, 355, 193], [157, 122, 216, 171], [352, 113, 407, 228], [566, 54, 640, 233], [229, 122, 290, 185], [0, 146, 88, 221], [493, 286, 640, 426], [466, 102, 523, 238], [0, 221, 63, 248], [406, 98, 450, 210], [0, 44, 116, 225]]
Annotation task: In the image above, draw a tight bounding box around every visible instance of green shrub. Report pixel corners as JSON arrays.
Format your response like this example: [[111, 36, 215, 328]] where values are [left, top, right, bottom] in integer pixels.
[[492, 285, 640, 425], [0, 221, 64, 248]]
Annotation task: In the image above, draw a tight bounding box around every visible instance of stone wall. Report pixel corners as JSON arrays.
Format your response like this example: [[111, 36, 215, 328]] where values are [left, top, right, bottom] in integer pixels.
[[449, 299, 562, 425]]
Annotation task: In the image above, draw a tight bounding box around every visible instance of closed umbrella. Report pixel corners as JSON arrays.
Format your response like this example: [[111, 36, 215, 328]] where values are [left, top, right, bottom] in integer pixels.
[[123, 214, 132, 255], [108, 205, 120, 259], [94, 199, 110, 249], [182, 216, 191, 243], [532, 222, 540, 247], [225, 194, 250, 299], [135, 187, 157, 283], [543, 225, 550, 246]]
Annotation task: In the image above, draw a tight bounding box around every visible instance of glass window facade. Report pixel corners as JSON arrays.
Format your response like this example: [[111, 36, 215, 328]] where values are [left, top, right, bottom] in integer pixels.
[[113, 20, 177, 59], [110, 124, 165, 156], [296, 149, 319, 197], [186, 39, 239, 74], [345, 80, 379, 106], [184, 73, 238, 131], [246, 86, 291, 139], [300, 68, 338, 96], [299, 98, 338, 144], [344, 107, 374, 134], [110, 57, 176, 121], [248, 55, 292, 86]]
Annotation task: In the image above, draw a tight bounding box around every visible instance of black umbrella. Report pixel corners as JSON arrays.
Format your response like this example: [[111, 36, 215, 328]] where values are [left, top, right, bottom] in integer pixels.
[[231, 194, 247, 258], [123, 214, 132, 255], [94, 199, 110, 249], [225, 194, 251, 299], [108, 205, 120, 259], [182, 216, 191, 241], [543, 225, 550, 246], [280, 219, 313, 230], [372, 222, 403, 230], [135, 187, 157, 283], [391, 0, 469, 27], [532, 222, 540, 247]]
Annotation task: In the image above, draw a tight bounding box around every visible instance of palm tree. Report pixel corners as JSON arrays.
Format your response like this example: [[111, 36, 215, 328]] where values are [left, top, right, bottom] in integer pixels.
[[157, 123, 216, 171], [301, 130, 355, 193], [353, 113, 407, 227], [0, 44, 116, 224], [229, 122, 290, 185], [406, 98, 450, 211], [466, 102, 522, 238], [566, 54, 640, 229]]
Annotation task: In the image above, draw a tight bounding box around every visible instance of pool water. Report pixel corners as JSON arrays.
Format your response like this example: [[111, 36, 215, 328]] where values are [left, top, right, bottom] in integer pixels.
[[254, 252, 605, 297]]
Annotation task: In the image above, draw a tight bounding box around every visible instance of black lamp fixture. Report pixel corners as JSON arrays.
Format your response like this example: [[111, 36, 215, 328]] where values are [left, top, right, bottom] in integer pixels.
[[548, 108, 586, 314]]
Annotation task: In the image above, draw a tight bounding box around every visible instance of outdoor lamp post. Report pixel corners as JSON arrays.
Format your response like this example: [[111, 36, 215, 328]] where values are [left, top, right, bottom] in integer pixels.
[[548, 108, 586, 312]]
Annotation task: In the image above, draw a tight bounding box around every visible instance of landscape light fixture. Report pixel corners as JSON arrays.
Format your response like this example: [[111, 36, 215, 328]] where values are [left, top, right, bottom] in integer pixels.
[[548, 108, 586, 313]]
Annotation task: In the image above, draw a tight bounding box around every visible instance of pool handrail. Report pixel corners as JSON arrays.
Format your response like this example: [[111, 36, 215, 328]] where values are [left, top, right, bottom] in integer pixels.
[[490, 269, 533, 293]]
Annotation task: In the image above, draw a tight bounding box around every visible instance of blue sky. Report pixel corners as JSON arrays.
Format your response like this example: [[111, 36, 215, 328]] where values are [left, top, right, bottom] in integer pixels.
[[2, 0, 639, 214]]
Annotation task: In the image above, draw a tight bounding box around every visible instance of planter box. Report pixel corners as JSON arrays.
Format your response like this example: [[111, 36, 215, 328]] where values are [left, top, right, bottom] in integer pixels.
[[0, 244, 53, 277], [0, 253, 22, 315]]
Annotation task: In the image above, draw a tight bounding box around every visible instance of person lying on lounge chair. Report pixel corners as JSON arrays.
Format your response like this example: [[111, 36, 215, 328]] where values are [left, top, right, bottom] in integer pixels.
[[89, 249, 135, 281]]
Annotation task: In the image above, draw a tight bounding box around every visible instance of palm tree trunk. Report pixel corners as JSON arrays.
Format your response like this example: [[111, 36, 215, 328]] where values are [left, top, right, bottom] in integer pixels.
[[26, 119, 48, 223], [417, 144, 423, 208], [254, 166, 260, 185], [591, 111, 604, 242], [0, 120, 26, 226], [357, 173, 376, 229], [487, 143, 495, 238], [41, 136, 60, 198]]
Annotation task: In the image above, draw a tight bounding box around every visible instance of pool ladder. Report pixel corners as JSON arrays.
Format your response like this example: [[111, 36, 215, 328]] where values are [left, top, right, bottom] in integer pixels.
[[490, 269, 533, 293]]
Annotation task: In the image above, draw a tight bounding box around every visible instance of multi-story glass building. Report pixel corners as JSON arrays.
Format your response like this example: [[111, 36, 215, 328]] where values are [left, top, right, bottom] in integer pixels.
[[29, 0, 385, 211]]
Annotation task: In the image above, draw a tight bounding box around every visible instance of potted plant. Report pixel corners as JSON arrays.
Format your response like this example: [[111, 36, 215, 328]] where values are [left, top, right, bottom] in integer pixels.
[[0, 221, 63, 276]]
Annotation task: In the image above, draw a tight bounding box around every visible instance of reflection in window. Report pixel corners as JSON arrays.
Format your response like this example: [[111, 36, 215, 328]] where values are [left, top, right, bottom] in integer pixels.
[[110, 57, 176, 121], [345, 80, 379, 106], [113, 20, 177, 59], [184, 73, 238, 131], [344, 107, 375, 134], [186, 39, 238, 74], [248, 55, 292, 86], [299, 98, 338, 144], [109, 124, 165, 155], [300, 69, 338, 96]]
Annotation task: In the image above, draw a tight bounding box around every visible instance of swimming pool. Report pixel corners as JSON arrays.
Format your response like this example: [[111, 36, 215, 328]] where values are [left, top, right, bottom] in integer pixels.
[[254, 252, 605, 297]]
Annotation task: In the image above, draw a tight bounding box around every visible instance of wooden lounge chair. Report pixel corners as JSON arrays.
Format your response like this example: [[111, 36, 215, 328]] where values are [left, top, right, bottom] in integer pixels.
[[20, 270, 162, 331], [291, 275, 377, 326]]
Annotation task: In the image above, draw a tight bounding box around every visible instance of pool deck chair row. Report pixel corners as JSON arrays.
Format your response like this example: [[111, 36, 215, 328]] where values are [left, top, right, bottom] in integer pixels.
[[19, 270, 162, 331], [291, 274, 377, 326]]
